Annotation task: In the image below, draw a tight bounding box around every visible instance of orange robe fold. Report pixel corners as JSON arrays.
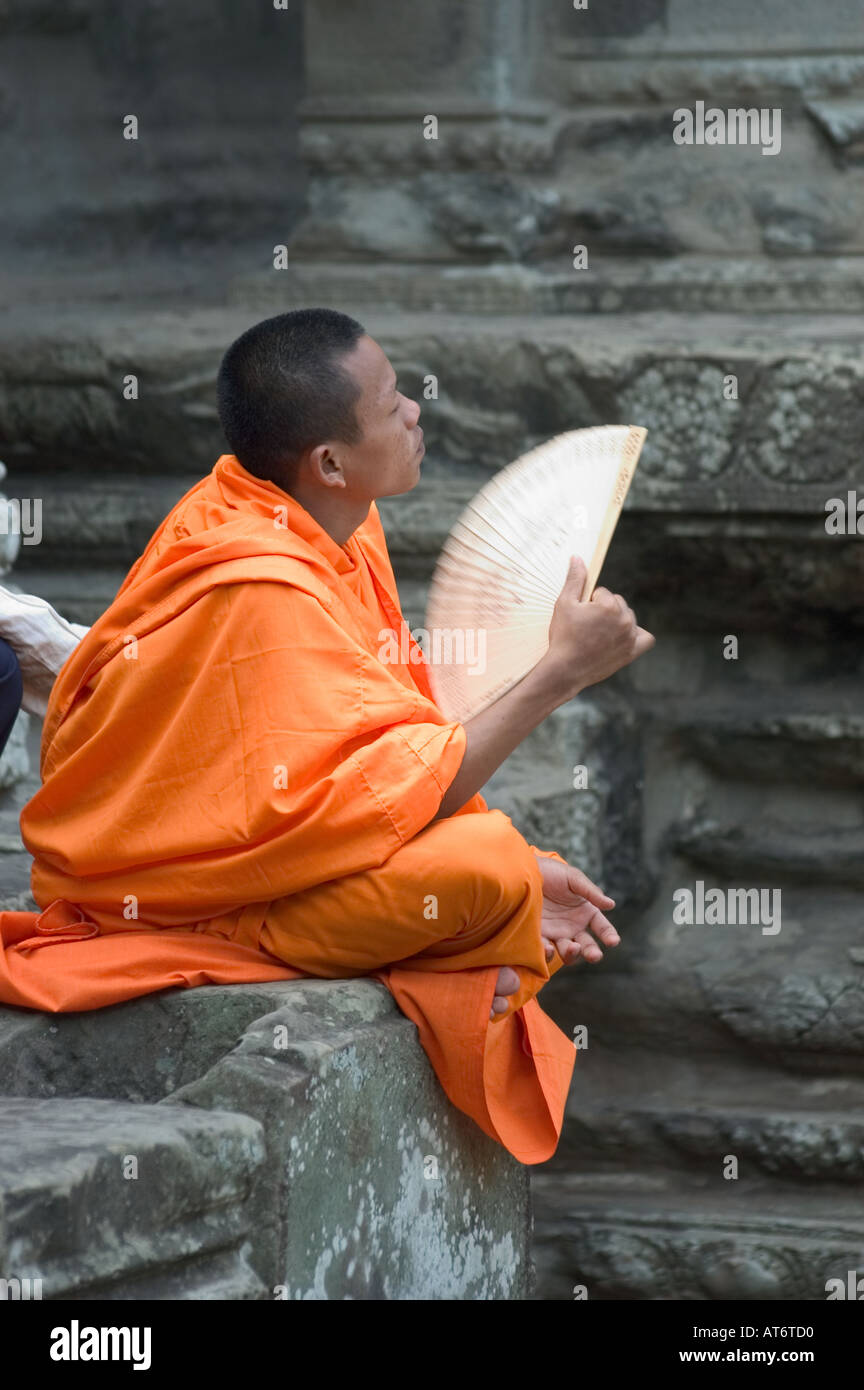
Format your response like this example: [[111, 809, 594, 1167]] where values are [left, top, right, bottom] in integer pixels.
[[0, 454, 575, 1163]]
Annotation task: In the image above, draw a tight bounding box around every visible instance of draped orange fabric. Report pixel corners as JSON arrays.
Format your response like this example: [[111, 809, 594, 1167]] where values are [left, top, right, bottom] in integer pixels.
[[0, 455, 575, 1163]]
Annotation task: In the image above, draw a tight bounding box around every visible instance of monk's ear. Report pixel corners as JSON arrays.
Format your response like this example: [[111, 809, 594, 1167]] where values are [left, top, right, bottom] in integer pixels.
[[307, 443, 346, 488]]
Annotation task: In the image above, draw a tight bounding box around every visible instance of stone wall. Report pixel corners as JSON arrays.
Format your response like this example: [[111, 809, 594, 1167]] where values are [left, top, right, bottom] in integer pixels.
[[0, 1, 305, 266]]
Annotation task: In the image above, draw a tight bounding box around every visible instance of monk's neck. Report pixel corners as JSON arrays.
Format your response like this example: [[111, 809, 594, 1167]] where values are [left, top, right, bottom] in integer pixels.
[[285, 485, 370, 548]]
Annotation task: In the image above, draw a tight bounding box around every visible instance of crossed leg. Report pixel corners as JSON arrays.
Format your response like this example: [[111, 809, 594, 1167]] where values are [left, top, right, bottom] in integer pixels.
[[250, 807, 555, 1019]]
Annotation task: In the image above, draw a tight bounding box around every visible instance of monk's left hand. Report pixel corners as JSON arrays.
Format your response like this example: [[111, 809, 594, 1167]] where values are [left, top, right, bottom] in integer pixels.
[[534, 853, 620, 966]]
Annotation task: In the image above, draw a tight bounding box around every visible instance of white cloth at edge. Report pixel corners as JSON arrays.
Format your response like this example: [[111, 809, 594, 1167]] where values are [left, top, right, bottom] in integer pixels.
[[0, 585, 90, 719]]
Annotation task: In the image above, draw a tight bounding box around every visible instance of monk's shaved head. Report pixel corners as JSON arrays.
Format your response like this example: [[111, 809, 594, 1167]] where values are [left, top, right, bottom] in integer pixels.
[[217, 308, 366, 492]]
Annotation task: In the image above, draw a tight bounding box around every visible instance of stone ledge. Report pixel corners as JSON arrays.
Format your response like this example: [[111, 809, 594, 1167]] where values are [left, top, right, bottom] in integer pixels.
[[549, 1047, 864, 1183], [0, 978, 530, 1300], [232, 259, 864, 315], [4, 306, 864, 512], [532, 1169, 864, 1300], [0, 1096, 266, 1300], [165, 979, 531, 1300]]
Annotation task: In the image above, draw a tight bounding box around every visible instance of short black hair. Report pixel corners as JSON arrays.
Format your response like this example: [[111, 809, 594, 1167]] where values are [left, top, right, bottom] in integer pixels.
[[216, 308, 366, 491]]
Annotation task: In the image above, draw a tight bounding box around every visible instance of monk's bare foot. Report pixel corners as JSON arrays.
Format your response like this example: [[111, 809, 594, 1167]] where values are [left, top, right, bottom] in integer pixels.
[[490, 966, 520, 1019]]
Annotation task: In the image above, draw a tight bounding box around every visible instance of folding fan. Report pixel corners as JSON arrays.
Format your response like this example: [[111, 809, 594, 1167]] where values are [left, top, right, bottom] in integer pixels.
[[423, 424, 646, 723]]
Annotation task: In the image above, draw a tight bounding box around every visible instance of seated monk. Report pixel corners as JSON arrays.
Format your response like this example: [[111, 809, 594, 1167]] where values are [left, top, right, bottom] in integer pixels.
[[0, 309, 654, 1164]]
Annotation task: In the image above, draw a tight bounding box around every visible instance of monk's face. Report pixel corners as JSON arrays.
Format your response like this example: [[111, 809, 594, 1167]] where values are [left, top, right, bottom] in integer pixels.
[[337, 335, 424, 499]]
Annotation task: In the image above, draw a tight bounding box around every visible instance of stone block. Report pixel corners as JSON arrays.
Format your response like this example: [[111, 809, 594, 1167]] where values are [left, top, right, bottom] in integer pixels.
[[166, 979, 531, 1300], [0, 1097, 266, 1299], [0, 979, 531, 1299], [532, 1169, 864, 1300]]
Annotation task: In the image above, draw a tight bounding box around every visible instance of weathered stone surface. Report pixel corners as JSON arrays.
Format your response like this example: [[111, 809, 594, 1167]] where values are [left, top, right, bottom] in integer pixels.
[[806, 100, 864, 157], [484, 696, 648, 907], [698, 972, 864, 1059], [6, 309, 864, 578], [674, 818, 864, 887], [0, 3, 305, 259], [567, 56, 864, 107], [551, 1050, 864, 1182], [532, 1171, 864, 1301], [0, 983, 300, 1104], [0, 1097, 266, 1299], [166, 980, 530, 1300], [669, 702, 864, 787], [288, 0, 864, 265], [0, 981, 531, 1300], [234, 257, 864, 315]]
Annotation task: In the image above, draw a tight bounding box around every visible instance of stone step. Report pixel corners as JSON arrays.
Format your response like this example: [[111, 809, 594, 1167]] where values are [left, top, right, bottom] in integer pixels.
[[231, 257, 864, 315], [2, 302, 861, 629], [562, 51, 864, 107], [672, 817, 864, 887], [12, 504, 862, 643], [0, 981, 308, 1104], [0, 1096, 267, 1300], [541, 945, 864, 1069], [557, 8, 864, 54], [651, 690, 864, 787], [530, 1166, 864, 1300], [1, 978, 532, 1300], [70, 1248, 269, 1302], [4, 303, 864, 496], [10, 474, 199, 567], [550, 1046, 864, 1183], [11, 257, 864, 319]]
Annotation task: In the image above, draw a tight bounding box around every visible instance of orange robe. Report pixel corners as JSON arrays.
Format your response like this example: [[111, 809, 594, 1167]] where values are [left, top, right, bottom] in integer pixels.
[[0, 455, 576, 1163]]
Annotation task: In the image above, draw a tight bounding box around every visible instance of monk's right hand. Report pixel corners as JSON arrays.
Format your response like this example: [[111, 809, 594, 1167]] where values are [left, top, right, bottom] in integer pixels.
[[540, 555, 655, 700]]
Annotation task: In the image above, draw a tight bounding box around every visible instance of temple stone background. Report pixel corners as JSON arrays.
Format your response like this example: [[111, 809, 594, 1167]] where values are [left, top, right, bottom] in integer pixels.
[[1, 0, 864, 1298]]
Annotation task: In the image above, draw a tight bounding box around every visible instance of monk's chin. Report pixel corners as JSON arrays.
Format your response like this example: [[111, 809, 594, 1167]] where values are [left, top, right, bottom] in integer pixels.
[[379, 462, 423, 498]]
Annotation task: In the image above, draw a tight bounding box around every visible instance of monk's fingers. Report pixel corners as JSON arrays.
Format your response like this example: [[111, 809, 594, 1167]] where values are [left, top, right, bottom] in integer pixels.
[[556, 938, 583, 965], [541, 933, 582, 965], [545, 908, 620, 946], [543, 915, 619, 961], [565, 866, 615, 910], [573, 933, 604, 962], [585, 910, 621, 946]]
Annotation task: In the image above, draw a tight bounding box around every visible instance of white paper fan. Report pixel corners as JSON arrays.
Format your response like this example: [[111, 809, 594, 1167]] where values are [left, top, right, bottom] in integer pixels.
[[423, 424, 646, 723]]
